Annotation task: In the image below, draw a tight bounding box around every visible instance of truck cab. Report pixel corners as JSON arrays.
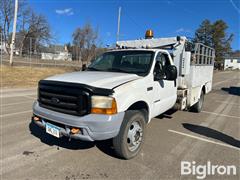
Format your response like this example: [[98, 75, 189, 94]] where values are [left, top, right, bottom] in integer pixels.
[[32, 32, 214, 159]]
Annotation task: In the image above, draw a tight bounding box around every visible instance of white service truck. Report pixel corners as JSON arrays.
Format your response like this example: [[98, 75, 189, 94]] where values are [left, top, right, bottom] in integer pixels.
[[32, 31, 215, 159]]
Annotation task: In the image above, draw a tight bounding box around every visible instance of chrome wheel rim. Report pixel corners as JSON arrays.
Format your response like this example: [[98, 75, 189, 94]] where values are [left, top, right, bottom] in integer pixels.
[[127, 120, 143, 152]]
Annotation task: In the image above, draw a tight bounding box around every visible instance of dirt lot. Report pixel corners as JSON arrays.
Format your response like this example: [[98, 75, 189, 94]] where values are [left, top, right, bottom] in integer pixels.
[[0, 65, 73, 88]]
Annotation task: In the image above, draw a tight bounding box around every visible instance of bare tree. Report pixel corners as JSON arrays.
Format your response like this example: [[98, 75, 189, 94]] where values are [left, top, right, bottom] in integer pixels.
[[0, 0, 14, 54], [17, 11, 51, 56], [0, 12, 2, 34], [72, 23, 98, 62], [0, 0, 26, 54]]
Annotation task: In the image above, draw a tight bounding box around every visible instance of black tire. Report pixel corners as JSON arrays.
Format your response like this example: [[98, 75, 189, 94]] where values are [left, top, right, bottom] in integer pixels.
[[191, 91, 204, 113], [112, 110, 146, 159]]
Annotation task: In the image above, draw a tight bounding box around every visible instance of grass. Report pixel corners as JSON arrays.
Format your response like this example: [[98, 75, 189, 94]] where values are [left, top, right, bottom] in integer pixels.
[[0, 65, 74, 88]]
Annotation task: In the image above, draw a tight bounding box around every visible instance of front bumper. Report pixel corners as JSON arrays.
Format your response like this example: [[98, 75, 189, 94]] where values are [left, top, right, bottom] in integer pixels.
[[32, 101, 125, 141]]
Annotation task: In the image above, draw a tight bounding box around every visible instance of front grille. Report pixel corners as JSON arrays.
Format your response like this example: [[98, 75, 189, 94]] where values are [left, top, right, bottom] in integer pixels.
[[38, 80, 91, 116]]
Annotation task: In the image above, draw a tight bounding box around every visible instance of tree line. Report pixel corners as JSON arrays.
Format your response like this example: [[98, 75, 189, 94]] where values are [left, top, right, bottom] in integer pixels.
[[0, 0, 101, 62], [0, 1, 236, 63]]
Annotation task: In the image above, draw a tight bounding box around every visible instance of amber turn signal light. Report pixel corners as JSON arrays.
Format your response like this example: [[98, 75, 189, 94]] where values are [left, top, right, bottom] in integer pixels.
[[33, 116, 40, 121], [71, 128, 80, 134], [91, 98, 117, 115]]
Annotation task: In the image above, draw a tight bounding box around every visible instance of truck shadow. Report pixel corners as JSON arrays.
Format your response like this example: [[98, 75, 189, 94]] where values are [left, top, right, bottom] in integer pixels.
[[221, 86, 240, 96], [182, 123, 240, 148], [29, 122, 118, 158], [155, 109, 177, 119]]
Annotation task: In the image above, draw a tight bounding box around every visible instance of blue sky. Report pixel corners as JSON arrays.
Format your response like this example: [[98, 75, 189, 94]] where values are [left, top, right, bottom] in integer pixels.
[[28, 0, 240, 50]]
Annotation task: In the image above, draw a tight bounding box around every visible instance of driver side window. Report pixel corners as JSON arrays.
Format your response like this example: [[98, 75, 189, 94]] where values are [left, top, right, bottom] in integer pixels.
[[154, 53, 171, 78]]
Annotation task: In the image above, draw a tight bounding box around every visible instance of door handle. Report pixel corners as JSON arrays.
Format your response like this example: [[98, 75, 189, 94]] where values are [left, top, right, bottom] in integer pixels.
[[154, 99, 160, 103], [147, 87, 153, 91]]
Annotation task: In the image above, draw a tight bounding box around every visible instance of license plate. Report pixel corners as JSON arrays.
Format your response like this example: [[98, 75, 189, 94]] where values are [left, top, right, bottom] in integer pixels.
[[46, 123, 60, 138]]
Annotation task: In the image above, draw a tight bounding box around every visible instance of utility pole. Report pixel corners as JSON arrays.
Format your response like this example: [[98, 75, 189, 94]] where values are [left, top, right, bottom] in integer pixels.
[[116, 6, 121, 42], [9, 0, 18, 66]]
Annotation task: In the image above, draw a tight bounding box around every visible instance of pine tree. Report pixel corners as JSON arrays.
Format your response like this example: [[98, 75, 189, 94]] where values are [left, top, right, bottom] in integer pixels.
[[194, 19, 233, 62], [212, 20, 233, 62], [194, 19, 213, 46]]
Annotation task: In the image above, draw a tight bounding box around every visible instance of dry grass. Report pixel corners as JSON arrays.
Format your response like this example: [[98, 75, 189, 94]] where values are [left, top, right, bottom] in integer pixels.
[[0, 65, 74, 88]]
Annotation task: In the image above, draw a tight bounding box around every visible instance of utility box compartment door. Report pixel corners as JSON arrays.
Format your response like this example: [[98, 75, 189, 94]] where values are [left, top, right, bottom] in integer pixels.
[[189, 65, 213, 88], [187, 65, 214, 106], [181, 52, 191, 75]]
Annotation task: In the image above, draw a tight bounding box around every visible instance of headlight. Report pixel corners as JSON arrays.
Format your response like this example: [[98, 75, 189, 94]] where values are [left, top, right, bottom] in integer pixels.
[[91, 96, 117, 115]]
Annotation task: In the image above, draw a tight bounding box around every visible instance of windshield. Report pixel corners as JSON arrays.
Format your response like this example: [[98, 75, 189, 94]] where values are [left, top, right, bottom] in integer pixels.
[[88, 50, 154, 76]]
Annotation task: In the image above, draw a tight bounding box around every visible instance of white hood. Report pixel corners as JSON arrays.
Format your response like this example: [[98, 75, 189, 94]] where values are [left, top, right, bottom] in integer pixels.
[[45, 71, 141, 89]]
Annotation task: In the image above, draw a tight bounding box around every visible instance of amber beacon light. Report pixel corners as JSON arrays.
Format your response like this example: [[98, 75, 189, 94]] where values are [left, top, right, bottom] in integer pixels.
[[145, 29, 154, 39]]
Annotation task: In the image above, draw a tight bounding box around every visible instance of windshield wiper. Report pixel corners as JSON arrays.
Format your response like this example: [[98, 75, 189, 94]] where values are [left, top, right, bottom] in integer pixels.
[[110, 68, 146, 74], [109, 68, 130, 73], [87, 67, 102, 71]]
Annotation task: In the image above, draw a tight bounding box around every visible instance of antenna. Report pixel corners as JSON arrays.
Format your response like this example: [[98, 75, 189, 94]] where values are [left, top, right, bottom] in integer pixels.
[[116, 6, 121, 42]]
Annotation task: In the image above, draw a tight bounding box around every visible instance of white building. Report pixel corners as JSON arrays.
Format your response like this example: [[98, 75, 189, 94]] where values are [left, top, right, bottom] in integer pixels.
[[41, 45, 72, 61], [0, 42, 8, 54], [0, 42, 20, 55], [224, 57, 240, 70], [41, 52, 72, 61]]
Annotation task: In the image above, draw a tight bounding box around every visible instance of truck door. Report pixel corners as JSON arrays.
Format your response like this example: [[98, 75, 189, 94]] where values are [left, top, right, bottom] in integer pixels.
[[151, 52, 177, 117]]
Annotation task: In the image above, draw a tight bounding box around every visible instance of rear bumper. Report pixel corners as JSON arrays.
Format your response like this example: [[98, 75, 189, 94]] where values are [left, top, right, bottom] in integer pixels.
[[32, 101, 124, 141]]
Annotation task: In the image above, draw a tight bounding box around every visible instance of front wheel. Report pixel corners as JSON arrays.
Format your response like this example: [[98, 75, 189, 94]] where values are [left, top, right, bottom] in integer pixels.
[[112, 110, 146, 159], [191, 91, 204, 113]]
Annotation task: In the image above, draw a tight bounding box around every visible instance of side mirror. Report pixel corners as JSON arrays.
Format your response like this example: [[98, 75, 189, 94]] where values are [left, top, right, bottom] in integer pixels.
[[165, 65, 177, 81], [82, 64, 87, 71]]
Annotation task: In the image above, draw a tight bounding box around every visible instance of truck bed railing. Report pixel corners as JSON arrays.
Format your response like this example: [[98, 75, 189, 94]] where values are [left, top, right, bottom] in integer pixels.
[[192, 43, 215, 65]]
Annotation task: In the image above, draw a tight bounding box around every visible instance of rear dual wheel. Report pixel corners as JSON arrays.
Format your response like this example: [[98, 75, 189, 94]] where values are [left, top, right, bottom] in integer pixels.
[[191, 91, 204, 113]]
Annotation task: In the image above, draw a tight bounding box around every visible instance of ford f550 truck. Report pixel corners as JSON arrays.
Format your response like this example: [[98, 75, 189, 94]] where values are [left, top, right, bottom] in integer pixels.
[[32, 31, 215, 159]]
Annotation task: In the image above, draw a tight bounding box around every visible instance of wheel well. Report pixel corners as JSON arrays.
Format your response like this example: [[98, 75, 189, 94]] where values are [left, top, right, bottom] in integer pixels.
[[127, 101, 149, 123], [202, 85, 206, 94]]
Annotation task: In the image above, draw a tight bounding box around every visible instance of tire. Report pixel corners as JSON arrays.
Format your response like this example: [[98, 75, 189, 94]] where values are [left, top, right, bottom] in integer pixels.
[[112, 110, 146, 159], [191, 90, 204, 113]]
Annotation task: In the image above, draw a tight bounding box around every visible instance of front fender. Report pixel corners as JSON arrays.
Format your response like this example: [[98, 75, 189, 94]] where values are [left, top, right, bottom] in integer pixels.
[[113, 77, 153, 122]]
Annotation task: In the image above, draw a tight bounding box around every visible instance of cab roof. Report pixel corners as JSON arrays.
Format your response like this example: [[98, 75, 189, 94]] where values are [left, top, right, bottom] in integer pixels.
[[106, 48, 168, 54]]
